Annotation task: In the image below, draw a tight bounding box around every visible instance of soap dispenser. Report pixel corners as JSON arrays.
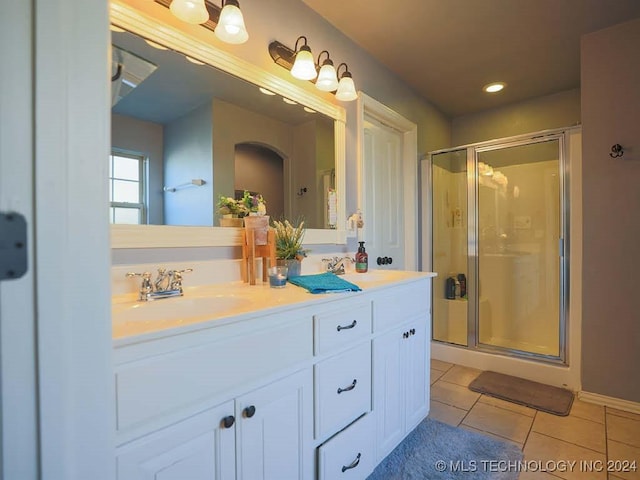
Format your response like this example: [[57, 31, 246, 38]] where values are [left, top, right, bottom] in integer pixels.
[[355, 241, 368, 273]]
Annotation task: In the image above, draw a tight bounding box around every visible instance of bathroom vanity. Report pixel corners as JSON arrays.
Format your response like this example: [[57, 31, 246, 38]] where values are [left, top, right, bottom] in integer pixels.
[[112, 270, 434, 480]]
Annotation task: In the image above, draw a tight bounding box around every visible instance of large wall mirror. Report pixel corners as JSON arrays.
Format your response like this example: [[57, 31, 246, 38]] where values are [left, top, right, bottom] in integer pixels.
[[110, 2, 346, 248]]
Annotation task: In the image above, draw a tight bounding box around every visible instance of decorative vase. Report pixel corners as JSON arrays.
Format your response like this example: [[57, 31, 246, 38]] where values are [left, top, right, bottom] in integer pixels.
[[277, 258, 302, 278], [243, 214, 270, 245], [219, 215, 243, 227]]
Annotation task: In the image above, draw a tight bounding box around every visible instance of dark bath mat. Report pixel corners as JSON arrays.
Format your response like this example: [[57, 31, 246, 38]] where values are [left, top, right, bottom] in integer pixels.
[[469, 371, 574, 416]]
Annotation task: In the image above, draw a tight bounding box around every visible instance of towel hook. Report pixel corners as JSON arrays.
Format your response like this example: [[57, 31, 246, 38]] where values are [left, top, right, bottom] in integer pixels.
[[610, 144, 624, 158]]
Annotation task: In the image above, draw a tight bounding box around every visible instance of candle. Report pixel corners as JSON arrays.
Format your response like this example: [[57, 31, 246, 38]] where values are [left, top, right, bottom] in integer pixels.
[[268, 266, 288, 288]]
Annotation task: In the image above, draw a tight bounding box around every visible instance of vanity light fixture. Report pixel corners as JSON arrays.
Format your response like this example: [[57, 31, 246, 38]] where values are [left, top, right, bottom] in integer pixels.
[[169, 0, 209, 24], [185, 55, 206, 65], [483, 82, 506, 93], [290, 36, 317, 81], [156, 0, 249, 45], [335, 63, 358, 101], [259, 87, 276, 96], [315, 50, 339, 92], [303, 106, 316, 113], [145, 39, 169, 50], [282, 97, 297, 105], [268, 38, 357, 101], [214, 0, 249, 44]]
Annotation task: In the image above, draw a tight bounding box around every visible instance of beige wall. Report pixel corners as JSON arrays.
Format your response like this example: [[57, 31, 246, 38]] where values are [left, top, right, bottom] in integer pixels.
[[451, 89, 581, 146], [581, 18, 640, 403]]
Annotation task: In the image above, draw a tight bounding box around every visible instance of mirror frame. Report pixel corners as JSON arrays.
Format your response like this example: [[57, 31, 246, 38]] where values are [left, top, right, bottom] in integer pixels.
[[110, 1, 346, 248]]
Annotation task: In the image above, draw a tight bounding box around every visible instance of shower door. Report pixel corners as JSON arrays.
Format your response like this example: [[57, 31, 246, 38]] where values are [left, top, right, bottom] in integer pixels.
[[431, 149, 469, 346], [476, 137, 564, 359], [429, 132, 568, 363]]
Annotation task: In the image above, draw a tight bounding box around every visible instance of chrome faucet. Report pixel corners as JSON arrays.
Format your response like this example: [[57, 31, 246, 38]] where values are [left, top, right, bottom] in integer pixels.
[[322, 256, 355, 275], [126, 267, 193, 301]]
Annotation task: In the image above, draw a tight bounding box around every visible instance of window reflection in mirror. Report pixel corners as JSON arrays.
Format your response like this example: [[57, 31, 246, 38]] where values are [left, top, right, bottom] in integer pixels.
[[111, 27, 336, 229]]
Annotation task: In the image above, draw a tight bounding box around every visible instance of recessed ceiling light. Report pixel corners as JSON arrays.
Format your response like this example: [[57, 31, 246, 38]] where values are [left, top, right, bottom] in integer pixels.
[[185, 56, 205, 65], [259, 87, 276, 96], [144, 39, 168, 50], [283, 98, 297, 105], [483, 82, 506, 93], [303, 107, 316, 113]]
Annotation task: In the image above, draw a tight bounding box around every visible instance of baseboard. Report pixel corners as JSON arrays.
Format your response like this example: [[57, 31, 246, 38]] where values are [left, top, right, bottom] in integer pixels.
[[578, 390, 640, 415]]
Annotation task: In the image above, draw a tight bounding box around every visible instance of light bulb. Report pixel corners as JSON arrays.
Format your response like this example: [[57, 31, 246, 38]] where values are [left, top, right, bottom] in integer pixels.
[[214, 1, 248, 44], [291, 46, 317, 81], [169, 0, 209, 24], [316, 61, 338, 92], [335, 74, 357, 101]]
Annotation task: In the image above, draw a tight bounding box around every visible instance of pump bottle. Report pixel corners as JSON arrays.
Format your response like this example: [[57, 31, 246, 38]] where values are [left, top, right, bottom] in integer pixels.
[[355, 241, 368, 273]]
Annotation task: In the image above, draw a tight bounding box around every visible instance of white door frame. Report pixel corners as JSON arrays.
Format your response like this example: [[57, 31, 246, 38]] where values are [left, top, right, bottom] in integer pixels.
[[356, 93, 418, 270], [0, 1, 38, 477], [1, 0, 115, 478]]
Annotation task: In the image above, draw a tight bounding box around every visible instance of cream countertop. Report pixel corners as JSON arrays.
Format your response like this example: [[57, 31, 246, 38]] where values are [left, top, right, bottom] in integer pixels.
[[112, 270, 436, 346]]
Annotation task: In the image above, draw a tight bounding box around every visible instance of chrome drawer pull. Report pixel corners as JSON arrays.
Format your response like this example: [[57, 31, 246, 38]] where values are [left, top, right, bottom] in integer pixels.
[[337, 379, 357, 394], [341, 453, 361, 472], [336, 320, 357, 332]]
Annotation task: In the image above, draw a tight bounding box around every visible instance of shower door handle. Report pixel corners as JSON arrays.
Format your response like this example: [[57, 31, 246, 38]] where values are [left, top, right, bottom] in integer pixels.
[[558, 238, 565, 258]]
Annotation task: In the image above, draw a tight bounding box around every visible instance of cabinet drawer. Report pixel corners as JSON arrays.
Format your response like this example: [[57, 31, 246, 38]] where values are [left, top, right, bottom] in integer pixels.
[[373, 280, 430, 332], [314, 301, 371, 355], [317, 414, 375, 480], [315, 342, 371, 439], [116, 315, 312, 431]]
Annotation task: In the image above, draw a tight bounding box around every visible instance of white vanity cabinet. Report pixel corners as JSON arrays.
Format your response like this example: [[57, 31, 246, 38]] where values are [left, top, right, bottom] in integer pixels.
[[116, 401, 236, 480], [372, 281, 431, 462], [113, 272, 434, 480]]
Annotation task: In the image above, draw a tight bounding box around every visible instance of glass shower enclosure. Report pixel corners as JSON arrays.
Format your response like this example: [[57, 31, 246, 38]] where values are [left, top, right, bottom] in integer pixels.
[[429, 131, 568, 362]]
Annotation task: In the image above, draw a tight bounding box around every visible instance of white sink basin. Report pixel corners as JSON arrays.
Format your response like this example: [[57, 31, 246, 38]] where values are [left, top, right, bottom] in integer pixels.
[[112, 294, 251, 323]]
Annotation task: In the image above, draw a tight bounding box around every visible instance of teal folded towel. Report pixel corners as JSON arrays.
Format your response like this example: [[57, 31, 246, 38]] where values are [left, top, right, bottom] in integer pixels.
[[288, 272, 362, 294]]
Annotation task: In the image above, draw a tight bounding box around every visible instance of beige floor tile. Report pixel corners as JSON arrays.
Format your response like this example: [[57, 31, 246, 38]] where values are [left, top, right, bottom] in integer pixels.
[[607, 440, 640, 480], [431, 379, 480, 410], [462, 401, 533, 444], [439, 365, 482, 387], [479, 394, 536, 417], [430, 368, 445, 385], [460, 424, 523, 449], [607, 408, 640, 422], [570, 399, 605, 424], [431, 358, 454, 372], [607, 414, 640, 448], [524, 432, 606, 480], [532, 411, 606, 453], [428, 400, 467, 426]]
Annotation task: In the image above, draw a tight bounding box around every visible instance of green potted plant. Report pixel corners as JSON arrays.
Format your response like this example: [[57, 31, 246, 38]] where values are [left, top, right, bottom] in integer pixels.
[[272, 218, 308, 278], [216, 195, 247, 227]]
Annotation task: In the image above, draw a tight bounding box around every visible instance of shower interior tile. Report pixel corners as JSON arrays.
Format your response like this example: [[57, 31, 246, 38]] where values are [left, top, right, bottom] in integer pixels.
[[428, 400, 467, 426], [439, 365, 482, 387], [532, 411, 606, 454]]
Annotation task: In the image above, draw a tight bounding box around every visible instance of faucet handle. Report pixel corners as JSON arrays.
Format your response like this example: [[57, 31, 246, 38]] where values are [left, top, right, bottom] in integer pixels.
[[167, 268, 193, 292], [126, 272, 153, 298]]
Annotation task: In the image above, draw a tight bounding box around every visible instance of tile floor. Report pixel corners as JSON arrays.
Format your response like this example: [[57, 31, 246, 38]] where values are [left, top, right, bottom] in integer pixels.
[[428, 359, 640, 479]]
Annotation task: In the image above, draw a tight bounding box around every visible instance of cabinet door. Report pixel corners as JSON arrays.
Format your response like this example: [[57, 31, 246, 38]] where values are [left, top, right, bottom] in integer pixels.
[[403, 321, 429, 432], [117, 401, 235, 480], [372, 328, 405, 462], [236, 369, 313, 480]]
